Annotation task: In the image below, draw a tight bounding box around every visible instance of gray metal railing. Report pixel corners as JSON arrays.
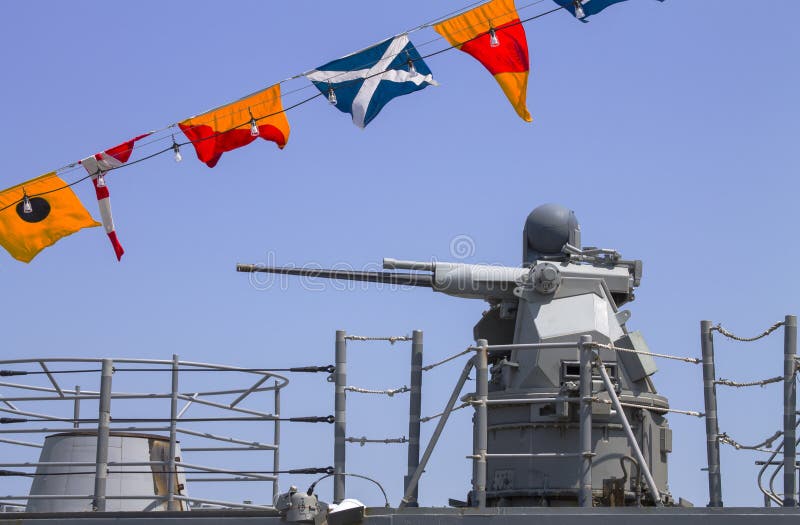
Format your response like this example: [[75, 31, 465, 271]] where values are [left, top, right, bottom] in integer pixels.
[[701, 315, 798, 508], [0, 356, 288, 511], [333, 330, 422, 505]]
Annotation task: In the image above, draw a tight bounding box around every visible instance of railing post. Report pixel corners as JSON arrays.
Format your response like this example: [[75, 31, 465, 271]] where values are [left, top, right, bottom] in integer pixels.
[[783, 315, 797, 507], [404, 330, 423, 507], [595, 354, 663, 507], [73, 385, 81, 429], [166, 354, 180, 511], [92, 359, 113, 512], [701, 320, 723, 507], [273, 379, 281, 505], [578, 335, 593, 508], [474, 339, 489, 508], [334, 330, 347, 503], [399, 358, 474, 508]]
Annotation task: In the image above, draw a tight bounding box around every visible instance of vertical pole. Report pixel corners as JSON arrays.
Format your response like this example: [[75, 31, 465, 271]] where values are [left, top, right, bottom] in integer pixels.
[[399, 358, 474, 508], [595, 355, 663, 507], [273, 379, 281, 506], [167, 354, 179, 511], [578, 335, 593, 508], [92, 359, 113, 512], [701, 320, 723, 507], [73, 385, 81, 429], [334, 330, 347, 504], [783, 315, 797, 507], [474, 339, 489, 508], [471, 399, 479, 503], [404, 330, 423, 507]]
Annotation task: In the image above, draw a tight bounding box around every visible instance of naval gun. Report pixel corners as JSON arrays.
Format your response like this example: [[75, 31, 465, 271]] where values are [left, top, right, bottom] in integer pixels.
[[238, 203, 671, 507]]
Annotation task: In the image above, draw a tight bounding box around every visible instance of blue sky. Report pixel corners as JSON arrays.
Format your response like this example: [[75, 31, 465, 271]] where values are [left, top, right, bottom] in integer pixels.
[[0, 0, 798, 509]]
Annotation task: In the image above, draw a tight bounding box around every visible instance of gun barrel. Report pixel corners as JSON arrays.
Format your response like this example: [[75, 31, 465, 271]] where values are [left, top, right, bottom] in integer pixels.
[[236, 264, 433, 288], [382, 258, 435, 272]]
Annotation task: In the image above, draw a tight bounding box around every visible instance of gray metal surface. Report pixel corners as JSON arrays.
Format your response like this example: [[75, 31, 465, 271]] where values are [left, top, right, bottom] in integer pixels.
[[523, 203, 581, 262]]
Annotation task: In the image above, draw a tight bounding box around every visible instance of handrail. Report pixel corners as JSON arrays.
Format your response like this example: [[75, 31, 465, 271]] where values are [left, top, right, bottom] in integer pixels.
[[703, 315, 797, 507], [0, 355, 290, 512]]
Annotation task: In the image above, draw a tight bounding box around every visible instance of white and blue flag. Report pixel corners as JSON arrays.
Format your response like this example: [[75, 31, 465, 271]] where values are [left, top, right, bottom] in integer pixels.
[[306, 34, 437, 128]]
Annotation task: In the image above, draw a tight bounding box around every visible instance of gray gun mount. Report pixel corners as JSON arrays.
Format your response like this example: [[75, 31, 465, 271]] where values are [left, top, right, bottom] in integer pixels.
[[237, 203, 671, 507]]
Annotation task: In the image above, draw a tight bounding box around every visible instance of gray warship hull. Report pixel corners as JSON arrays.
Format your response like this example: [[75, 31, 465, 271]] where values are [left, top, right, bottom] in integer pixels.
[[2, 506, 799, 525]]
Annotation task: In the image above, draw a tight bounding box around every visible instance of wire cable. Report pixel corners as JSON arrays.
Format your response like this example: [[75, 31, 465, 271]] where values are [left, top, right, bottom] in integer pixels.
[[306, 472, 390, 507]]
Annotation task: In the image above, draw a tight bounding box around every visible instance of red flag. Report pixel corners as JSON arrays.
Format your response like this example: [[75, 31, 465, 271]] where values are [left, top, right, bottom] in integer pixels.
[[80, 134, 149, 260], [434, 0, 532, 121], [179, 84, 290, 168]]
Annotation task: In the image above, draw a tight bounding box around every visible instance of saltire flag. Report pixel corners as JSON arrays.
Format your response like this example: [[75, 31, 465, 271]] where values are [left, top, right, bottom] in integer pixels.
[[434, 0, 532, 122], [81, 134, 149, 261], [305, 34, 437, 129], [179, 84, 290, 168], [0, 173, 100, 263], [552, 0, 663, 22]]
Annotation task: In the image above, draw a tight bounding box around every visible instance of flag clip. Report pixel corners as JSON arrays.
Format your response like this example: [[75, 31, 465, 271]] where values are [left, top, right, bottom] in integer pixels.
[[172, 135, 182, 163]]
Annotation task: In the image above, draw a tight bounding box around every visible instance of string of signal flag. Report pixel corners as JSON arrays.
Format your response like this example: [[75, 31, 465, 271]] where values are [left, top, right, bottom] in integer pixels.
[[0, 0, 664, 264]]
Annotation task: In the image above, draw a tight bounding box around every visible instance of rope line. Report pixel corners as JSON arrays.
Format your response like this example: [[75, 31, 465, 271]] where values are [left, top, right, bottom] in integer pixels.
[[711, 321, 785, 342], [344, 335, 411, 345], [422, 348, 472, 372], [588, 342, 701, 365], [344, 385, 410, 397], [420, 401, 470, 423], [718, 430, 783, 453], [345, 436, 408, 447], [715, 376, 784, 388]]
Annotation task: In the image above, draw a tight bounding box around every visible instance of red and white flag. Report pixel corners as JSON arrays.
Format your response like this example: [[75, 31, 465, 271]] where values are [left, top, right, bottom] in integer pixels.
[[81, 134, 149, 260]]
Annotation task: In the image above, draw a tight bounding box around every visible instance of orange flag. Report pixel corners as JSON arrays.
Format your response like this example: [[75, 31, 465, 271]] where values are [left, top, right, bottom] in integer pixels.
[[0, 173, 100, 263], [434, 0, 532, 122], [179, 84, 290, 168]]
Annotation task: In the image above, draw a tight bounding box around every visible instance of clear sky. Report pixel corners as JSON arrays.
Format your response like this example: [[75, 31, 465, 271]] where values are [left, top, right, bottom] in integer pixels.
[[0, 0, 798, 509]]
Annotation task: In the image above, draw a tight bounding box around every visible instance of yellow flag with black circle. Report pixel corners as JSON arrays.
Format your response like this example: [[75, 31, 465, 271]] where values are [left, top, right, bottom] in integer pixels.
[[0, 172, 100, 263]]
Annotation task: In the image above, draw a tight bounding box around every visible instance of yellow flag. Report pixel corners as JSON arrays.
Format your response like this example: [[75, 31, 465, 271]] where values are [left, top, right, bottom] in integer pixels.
[[0, 172, 100, 263]]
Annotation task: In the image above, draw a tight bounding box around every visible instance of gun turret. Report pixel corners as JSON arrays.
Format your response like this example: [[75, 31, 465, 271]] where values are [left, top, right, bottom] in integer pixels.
[[238, 254, 636, 304], [236, 204, 670, 508]]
